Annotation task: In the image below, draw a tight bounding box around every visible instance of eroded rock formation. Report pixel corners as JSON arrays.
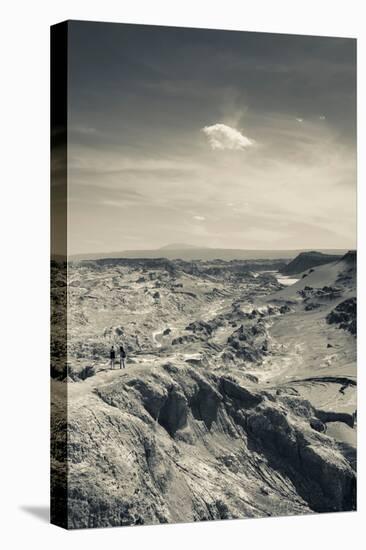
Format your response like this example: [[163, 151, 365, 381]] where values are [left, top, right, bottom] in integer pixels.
[[52, 364, 356, 528]]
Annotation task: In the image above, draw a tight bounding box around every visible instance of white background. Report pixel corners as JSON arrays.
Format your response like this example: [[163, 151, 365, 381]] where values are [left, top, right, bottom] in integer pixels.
[[0, 0, 365, 548]]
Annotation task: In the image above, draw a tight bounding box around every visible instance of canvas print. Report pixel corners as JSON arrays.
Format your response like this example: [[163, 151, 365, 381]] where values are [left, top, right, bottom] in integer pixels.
[[51, 21, 357, 529]]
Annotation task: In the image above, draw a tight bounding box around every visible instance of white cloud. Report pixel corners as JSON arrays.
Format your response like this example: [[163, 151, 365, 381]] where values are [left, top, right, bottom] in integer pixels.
[[193, 215, 205, 221], [296, 118, 304, 123], [319, 115, 326, 120], [202, 123, 254, 151], [73, 125, 98, 135]]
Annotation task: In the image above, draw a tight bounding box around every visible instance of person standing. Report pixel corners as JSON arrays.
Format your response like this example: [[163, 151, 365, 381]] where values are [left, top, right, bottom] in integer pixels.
[[110, 346, 116, 369], [119, 345, 126, 369]]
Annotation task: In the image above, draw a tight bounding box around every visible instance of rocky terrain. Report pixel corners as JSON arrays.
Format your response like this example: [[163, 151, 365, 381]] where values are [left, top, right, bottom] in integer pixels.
[[327, 298, 356, 335], [51, 252, 357, 528]]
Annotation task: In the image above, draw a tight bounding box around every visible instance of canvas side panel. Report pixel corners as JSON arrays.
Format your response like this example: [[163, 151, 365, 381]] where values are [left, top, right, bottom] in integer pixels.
[[50, 21, 68, 529]]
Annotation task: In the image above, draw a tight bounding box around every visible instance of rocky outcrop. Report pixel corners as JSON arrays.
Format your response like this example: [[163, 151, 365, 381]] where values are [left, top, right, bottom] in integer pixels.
[[298, 285, 343, 301], [226, 321, 270, 362], [326, 298, 356, 335], [220, 377, 263, 409], [185, 320, 214, 337], [171, 334, 198, 345], [315, 409, 354, 428], [52, 364, 356, 528], [246, 400, 356, 512]]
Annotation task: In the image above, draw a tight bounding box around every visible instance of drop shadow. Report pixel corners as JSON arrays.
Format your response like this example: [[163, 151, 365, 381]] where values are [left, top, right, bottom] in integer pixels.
[[20, 505, 50, 523]]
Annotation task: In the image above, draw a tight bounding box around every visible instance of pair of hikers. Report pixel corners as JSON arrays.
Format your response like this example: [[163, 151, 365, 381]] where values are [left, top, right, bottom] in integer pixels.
[[110, 345, 126, 369]]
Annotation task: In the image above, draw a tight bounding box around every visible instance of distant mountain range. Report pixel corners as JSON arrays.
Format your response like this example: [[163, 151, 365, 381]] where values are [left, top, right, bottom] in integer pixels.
[[70, 246, 348, 262], [158, 243, 201, 250]]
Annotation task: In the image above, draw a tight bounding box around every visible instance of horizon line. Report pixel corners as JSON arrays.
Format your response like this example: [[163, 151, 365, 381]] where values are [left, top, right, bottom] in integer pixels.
[[68, 246, 353, 258]]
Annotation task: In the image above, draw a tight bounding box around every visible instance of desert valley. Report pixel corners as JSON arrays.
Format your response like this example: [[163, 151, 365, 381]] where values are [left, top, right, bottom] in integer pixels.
[[51, 248, 356, 528]]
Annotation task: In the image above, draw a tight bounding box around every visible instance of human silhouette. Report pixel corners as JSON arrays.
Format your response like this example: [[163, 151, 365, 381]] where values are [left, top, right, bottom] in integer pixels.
[[110, 346, 116, 369], [119, 345, 126, 369]]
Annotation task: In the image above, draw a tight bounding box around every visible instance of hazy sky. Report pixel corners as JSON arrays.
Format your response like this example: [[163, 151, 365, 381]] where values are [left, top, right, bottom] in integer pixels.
[[67, 21, 356, 254]]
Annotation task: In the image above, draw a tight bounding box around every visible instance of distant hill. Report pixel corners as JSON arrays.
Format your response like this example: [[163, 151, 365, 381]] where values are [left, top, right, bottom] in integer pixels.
[[281, 251, 343, 275], [70, 248, 347, 262], [270, 250, 356, 302], [158, 243, 201, 250], [340, 250, 357, 268]]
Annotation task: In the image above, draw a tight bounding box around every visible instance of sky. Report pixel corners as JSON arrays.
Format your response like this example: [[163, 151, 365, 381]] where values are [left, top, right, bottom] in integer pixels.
[[67, 21, 356, 254]]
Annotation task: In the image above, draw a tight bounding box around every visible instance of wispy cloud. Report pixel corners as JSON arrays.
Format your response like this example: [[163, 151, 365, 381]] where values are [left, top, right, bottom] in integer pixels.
[[72, 125, 98, 135], [202, 123, 254, 151], [193, 215, 206, 221]]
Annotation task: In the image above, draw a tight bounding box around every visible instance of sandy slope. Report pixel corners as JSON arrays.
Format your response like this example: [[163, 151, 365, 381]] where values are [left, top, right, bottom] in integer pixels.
[[269, 254, 356, 302]]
